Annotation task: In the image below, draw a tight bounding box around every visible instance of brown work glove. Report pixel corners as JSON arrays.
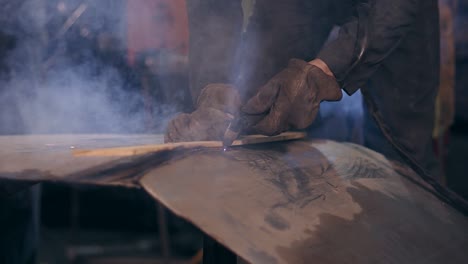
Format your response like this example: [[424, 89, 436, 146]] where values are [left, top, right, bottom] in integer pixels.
[[165, 83, 241, 143], [242, 59, 342, 135]]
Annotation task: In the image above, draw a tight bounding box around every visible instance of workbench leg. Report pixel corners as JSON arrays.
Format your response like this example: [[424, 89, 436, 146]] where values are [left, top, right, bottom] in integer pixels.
[[202, 235, 237, 264], [156, 202, 171, 260]]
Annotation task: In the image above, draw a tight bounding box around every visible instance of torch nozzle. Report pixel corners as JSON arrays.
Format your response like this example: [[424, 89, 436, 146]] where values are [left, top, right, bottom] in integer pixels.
[[222, 116, 243, 150]]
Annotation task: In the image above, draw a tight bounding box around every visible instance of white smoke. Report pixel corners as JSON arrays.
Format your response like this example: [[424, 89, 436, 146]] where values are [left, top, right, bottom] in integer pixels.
[[0, 0, 180, 135]]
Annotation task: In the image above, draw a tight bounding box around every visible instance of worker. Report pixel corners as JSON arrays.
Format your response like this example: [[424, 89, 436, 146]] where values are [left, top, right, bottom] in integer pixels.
[[165, 0, 441, 180]]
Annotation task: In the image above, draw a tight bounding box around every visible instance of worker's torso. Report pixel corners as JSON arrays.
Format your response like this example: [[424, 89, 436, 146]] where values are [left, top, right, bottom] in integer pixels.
[[361, 0, 440, 177]]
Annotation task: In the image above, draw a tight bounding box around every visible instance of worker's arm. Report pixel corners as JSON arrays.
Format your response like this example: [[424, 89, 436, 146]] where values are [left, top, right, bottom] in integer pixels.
[[238, 0, 422, 137], [316, 0, 421, 94]]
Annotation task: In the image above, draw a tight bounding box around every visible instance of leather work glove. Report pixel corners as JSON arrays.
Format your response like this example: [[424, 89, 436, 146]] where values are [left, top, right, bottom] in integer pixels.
[[242, 59, 342, 135], [165, 83, 241, 143]]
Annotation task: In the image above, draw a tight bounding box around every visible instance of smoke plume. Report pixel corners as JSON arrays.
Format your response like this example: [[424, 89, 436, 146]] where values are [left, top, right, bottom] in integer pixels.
[[0, 0, 179, 135]]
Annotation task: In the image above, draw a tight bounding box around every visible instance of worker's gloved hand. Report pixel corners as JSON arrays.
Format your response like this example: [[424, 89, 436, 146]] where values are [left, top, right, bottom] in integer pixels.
[[165, 83, 241, 143], [242, 59, 342, 135]]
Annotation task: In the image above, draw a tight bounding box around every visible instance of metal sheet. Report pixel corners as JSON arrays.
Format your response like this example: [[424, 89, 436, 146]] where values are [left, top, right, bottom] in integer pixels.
[[0, 134, 165, 187], [1, 135, 467, 263], [141, 140, 468, 264]]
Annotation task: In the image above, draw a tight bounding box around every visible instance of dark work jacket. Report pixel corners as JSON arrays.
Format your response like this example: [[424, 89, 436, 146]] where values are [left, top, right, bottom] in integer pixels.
[[186, 0, 440, 180], [317, 0, 440, 180]]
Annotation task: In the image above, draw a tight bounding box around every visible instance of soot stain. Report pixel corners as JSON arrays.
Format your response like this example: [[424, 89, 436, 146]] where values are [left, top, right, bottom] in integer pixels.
[[274, 182, 468, 264], [264, 212, 290, 231]]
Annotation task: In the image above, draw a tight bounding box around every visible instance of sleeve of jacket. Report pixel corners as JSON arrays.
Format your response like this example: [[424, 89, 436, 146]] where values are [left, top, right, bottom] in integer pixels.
[[317, 0, 421, 94]]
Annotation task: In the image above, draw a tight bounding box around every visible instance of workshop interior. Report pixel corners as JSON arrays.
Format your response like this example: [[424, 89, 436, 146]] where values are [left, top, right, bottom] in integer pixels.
[[0, 0, 468, 263]]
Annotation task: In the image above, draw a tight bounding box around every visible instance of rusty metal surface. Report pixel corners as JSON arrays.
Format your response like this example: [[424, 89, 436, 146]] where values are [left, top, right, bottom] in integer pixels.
[[141, 140, 468, 264], [0, 134, 165, 187], [1, 135, 467, 263]]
